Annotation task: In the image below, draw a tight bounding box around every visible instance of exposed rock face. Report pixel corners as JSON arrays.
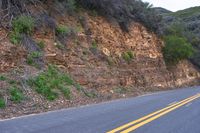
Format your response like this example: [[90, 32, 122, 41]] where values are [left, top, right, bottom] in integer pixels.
[[46, 15, 200, 94], [1, 13, 199, 95]]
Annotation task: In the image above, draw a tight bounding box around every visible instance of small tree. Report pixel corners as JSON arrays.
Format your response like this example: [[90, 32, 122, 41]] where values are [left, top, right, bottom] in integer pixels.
[[162, 35, 194, 64]]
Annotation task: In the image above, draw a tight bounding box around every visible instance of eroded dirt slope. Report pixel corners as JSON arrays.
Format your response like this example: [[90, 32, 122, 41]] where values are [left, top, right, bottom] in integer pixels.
[[0, 12, 199, 119], [47, 14, 200, 93]]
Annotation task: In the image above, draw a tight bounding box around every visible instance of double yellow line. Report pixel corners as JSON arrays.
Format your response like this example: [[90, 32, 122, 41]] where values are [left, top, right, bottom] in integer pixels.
[[107, 93, 200, 133]]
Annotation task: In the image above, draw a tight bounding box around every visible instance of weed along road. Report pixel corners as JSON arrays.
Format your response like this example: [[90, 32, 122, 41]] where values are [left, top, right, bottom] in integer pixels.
[[1, 86, 200, 133]]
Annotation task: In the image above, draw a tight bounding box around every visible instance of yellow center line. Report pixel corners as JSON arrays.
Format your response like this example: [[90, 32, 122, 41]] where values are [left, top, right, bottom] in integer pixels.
[[107, 93, 200, 133], [121, 94, 200, 133]]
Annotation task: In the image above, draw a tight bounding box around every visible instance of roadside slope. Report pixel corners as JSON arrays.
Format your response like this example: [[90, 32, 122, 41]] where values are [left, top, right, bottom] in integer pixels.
[[0, 1, 199, 119]]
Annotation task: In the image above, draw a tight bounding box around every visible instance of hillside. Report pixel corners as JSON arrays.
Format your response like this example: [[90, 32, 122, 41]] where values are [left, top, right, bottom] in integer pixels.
[[154, 7, 172, 15], [162, 6, 200, 37], [157, 6, 200, 68], [172, 6, 200, 18], [0, 0, 199, 119]]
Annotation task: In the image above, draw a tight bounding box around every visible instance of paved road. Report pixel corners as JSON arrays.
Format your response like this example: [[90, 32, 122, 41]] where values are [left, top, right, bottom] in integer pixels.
[[1, 86, 200, 133]]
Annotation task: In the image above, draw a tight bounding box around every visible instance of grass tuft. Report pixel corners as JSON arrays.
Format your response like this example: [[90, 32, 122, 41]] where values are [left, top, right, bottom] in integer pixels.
[[10, 15, 35, 45], [122, 51, 134, 62], [10, 86, 24, 103], [0, 75, 7, 81], [37, 41, 45, 49], [56, 25, 70, 36], [28, 65, 81, 101], [0, 98, 6, 109], [12, 15, 35, 34]]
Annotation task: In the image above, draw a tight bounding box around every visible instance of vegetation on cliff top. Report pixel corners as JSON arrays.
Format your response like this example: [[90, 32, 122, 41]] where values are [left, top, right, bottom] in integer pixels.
[[76, 0, 161, 33], [0, 0, 161, 33]]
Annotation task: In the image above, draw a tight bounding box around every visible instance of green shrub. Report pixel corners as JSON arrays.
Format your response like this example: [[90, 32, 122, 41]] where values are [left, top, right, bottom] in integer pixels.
[[0, 98, 6, 109], [122, 51, 134, 62], [28, 65, 80, 101], [12, 15, 35, 34], [127, 51, 134, 58], [92, 41, 98, 49], [27, 51, 42, 66], [0, 75, 6, 81], [162, 35, 194, 64], [10, 15, 34, 44], [37, 41, 45, 49], [27, 56, 34, 66], [56, 25, 70, 35], [9, 31, 22, 44], [30, 51, 42, 58], [122, 52, 131, 62], [10, 87, 24, 103], [60, 86, 71, 99]]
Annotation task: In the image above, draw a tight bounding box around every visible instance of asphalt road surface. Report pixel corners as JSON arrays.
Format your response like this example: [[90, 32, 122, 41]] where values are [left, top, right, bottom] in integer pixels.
[[1, 86, 200, 133]]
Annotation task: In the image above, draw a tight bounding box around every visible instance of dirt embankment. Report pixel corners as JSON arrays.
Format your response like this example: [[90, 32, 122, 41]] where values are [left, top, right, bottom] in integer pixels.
[[0, 11, 199, 119], [46, 14, 200, 93]]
